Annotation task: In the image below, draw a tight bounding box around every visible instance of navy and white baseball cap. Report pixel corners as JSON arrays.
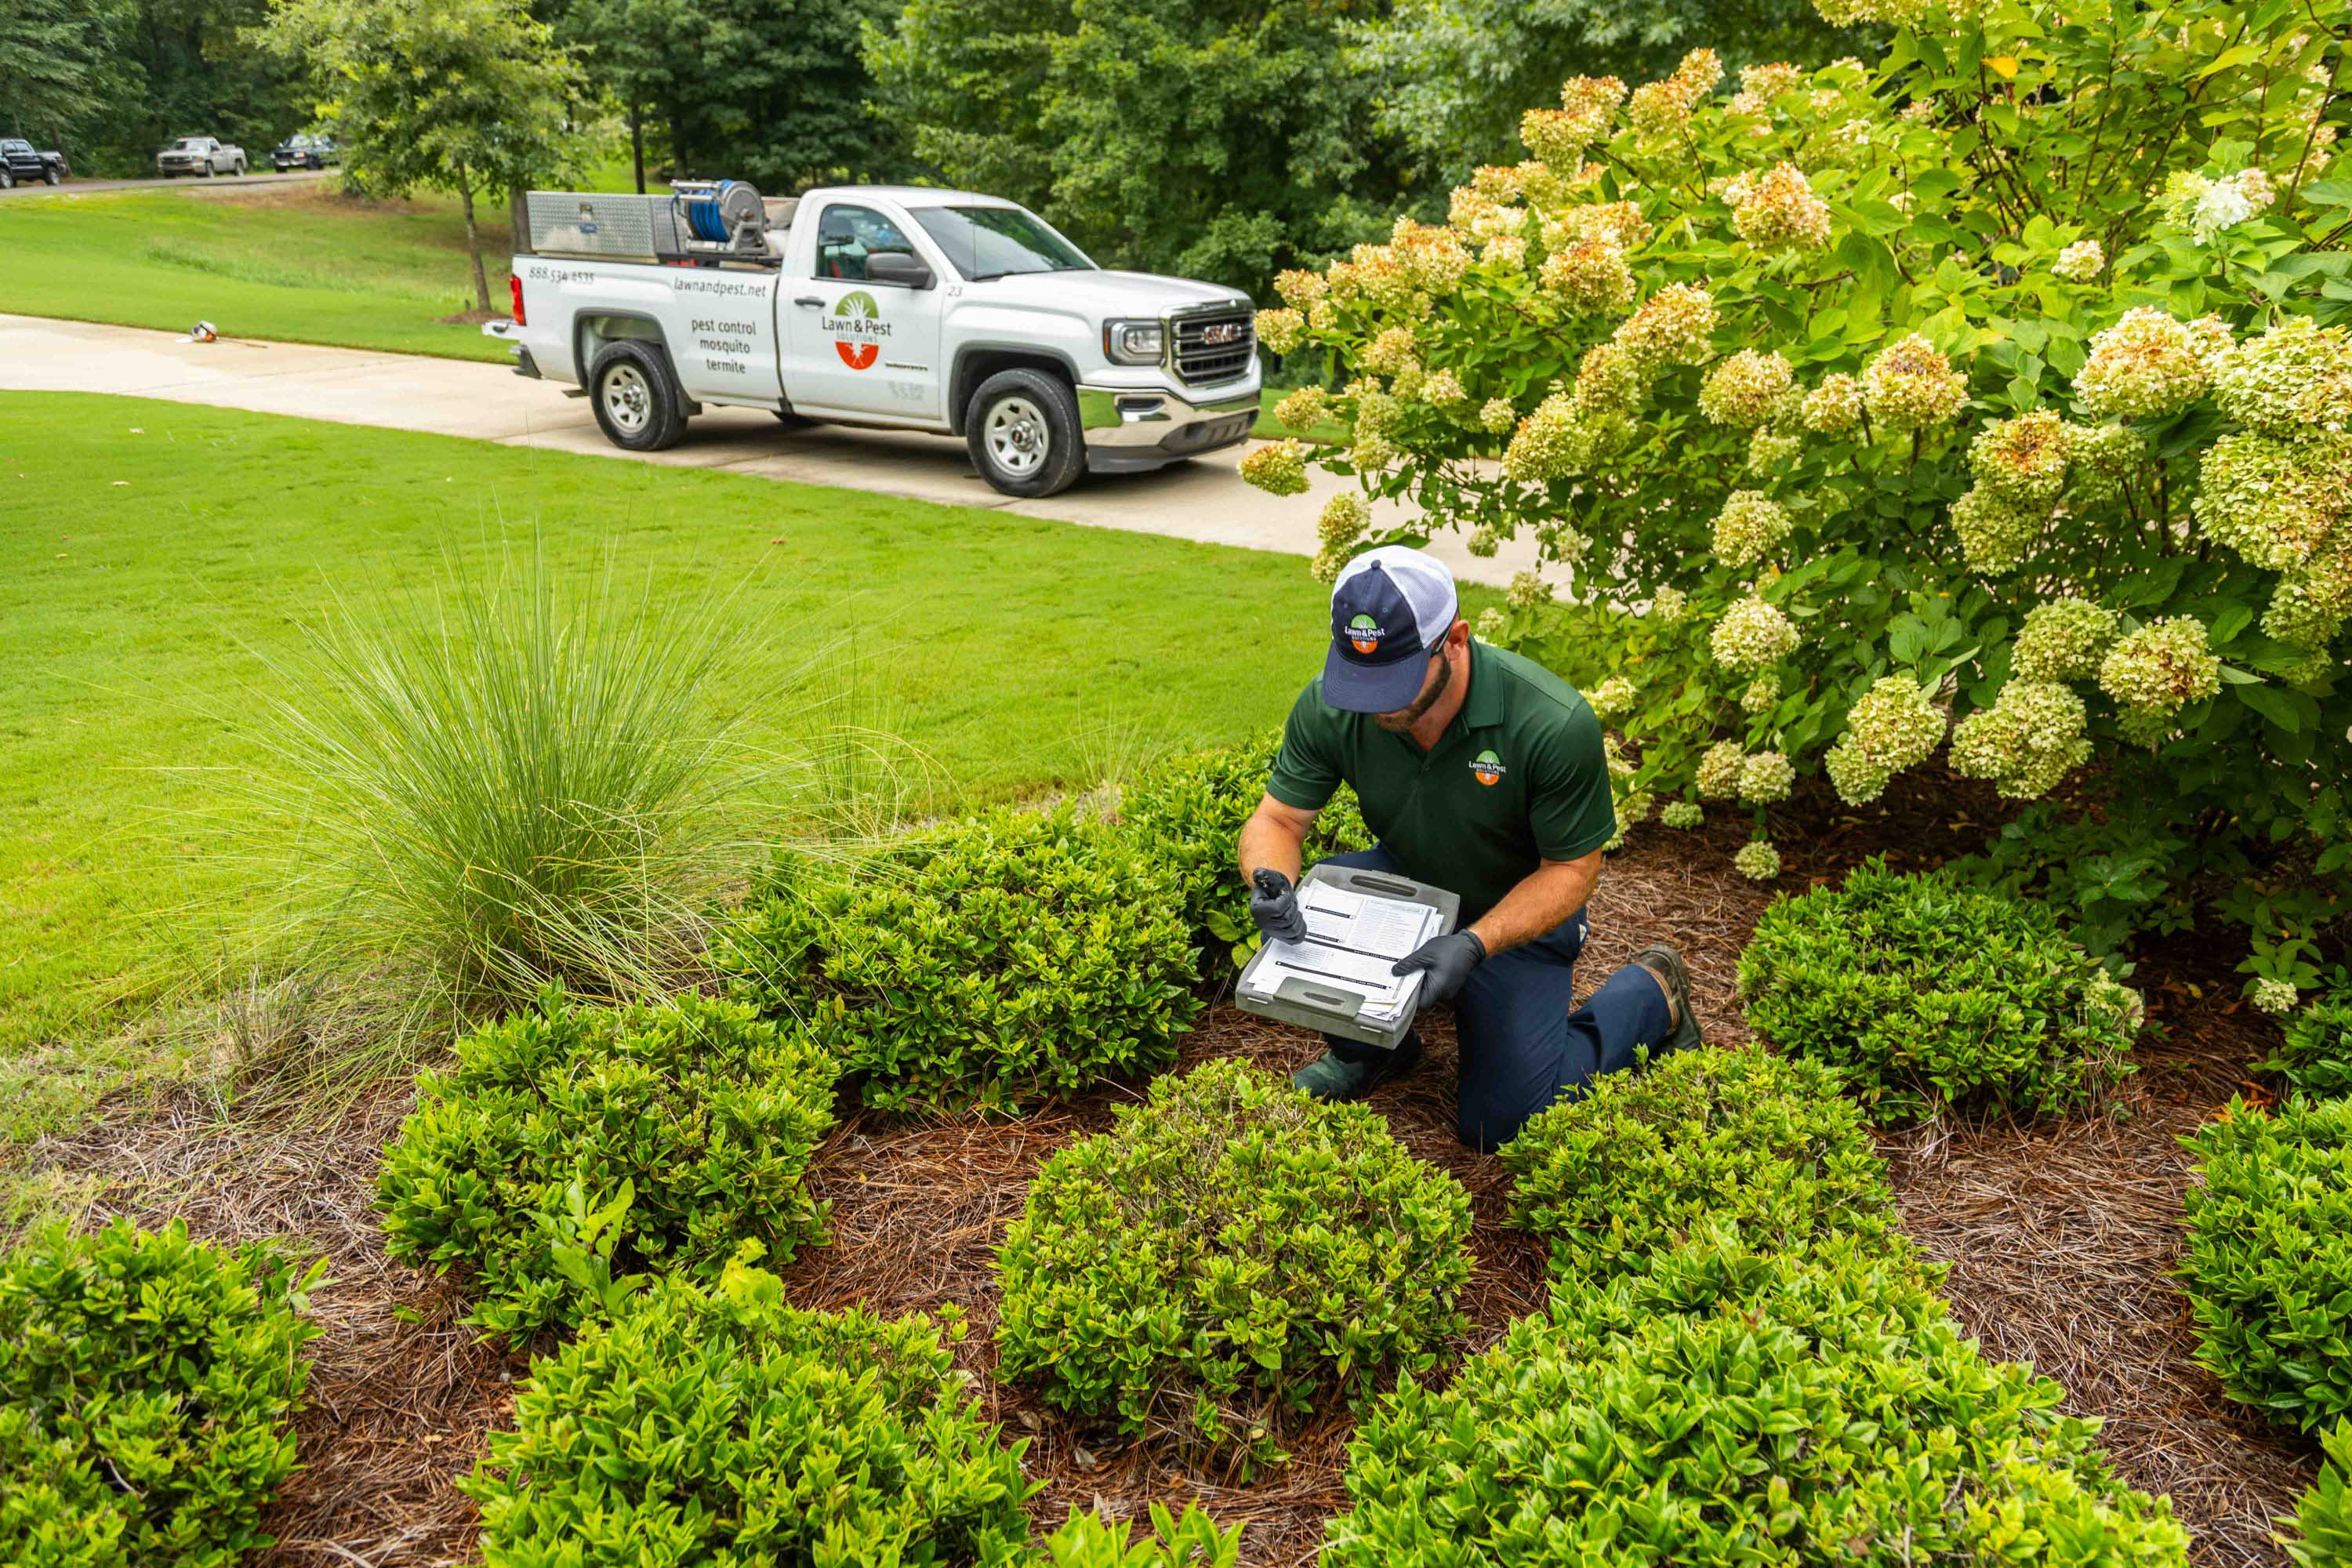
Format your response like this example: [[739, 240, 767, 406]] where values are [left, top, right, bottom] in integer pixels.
[[1323, 546, 1461, 713]]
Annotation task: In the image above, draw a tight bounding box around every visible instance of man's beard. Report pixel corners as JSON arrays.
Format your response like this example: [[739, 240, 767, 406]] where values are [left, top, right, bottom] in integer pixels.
[[1374, 652, 1450, 732]]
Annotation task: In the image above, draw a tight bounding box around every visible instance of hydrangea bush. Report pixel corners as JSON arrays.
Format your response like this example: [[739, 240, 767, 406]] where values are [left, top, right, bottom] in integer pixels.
[[715, 808, 1201, 1112], [377, 988, 838, 1345], [2180, 1094, 2352, 1431], [0, 1220, 322, 1568], [1323, 1229, 2188, 1566], [1739, 859, 2143, 1121], [1500, 1044, 1914, 1286], [995, 1058, 1473, 1470], [1251, 0, 2351, 995], [1113, 732, 1371, 966]]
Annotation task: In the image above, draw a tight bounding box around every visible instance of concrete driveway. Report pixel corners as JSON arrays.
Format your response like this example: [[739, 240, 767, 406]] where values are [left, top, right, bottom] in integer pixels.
[[0, 312, 1537, 587]]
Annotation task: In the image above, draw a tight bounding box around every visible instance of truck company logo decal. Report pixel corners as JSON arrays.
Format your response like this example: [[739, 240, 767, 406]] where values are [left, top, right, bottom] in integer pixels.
[[1469, 749, 1507, 786], [1202, 321, 1245, 345], [824, 289, 889, 370], [1347, 614, 1384, 655]]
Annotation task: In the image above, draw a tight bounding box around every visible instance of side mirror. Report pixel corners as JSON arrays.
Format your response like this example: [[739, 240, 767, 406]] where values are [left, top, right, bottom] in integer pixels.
[[866, 251, 935, 291]]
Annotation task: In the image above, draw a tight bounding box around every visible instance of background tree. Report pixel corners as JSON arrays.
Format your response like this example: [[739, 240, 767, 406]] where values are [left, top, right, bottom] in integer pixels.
[[866, 0, 1409, 303], [261, 0, 596, 312], [1354, 0, 1872, 189]]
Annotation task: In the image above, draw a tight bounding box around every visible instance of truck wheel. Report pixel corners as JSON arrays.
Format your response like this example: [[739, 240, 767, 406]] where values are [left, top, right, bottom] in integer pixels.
[[965, 368, 1084, 498], [0, 169, 13, 191], [234, 160, 245, 176], [199, 162, 214, 178], [588, 341, 685, 452]]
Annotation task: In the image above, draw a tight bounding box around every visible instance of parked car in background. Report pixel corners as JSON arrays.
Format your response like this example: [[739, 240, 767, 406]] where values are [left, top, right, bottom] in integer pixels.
[[156, 136, 245, 178], [0, 140, 69, 187], [270, 133, 338, 172]]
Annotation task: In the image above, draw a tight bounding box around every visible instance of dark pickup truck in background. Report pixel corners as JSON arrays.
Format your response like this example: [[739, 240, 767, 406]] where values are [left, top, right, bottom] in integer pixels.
[[270, 133, 339, 172], [0, 140, 69, 188]]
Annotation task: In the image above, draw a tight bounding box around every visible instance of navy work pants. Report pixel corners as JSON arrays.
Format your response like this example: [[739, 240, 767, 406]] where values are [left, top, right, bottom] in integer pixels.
[[1318, 846, 1674, 1152]]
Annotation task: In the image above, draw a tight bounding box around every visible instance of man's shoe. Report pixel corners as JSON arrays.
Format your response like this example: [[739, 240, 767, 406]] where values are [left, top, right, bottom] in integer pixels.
[[1631, 944, 1705, 1055], [1292, 1033, 1422, 1102]]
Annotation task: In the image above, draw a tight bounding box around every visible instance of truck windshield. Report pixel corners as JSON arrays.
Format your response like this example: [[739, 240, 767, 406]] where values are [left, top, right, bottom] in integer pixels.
[[173, 139, 205, 150], [910, 205, 1094, 281]]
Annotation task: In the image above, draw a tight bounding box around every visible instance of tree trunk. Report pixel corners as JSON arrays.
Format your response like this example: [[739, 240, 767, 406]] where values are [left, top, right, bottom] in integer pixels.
[[458, 175, 492, 315], [631, 107, 645, 194]]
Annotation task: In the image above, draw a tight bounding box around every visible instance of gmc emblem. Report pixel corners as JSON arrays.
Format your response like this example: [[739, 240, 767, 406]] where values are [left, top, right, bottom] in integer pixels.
[[1201, 322, 1245, 346]]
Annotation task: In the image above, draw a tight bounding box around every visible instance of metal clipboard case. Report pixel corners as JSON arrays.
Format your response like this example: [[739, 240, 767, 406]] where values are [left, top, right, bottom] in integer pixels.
[[1233, 862, 1461, 1051]]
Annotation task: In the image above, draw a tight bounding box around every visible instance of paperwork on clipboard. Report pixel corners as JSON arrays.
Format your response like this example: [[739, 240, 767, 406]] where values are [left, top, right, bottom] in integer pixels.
[[1249, 881, 1442, 1025]]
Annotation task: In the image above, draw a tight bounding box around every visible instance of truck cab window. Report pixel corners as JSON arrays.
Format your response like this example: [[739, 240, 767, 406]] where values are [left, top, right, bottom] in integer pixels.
[[909, 205, 1094, 282], [814, 205, 917, 282]]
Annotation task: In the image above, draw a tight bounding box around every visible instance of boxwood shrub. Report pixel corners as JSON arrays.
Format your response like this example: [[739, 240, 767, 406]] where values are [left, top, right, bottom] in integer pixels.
[[1737, 858, 2142, 1123], [716, 808, 1202, 1112], [2180, 1095, 2352, 1430], [2282, 1417, 2352, 1568], [2263, 992, 2352, 1098], [995, 1058, 1473, 1469], [1499, 1044, 1915, 1290], [0, 1218, 322, 1568], [1115, 732, 1371, 964], [377, 987, 837, 1345], [1323, 1230, 2189, 1567], [1033, 1504, 1243, 1567], [464, 1245, 1032, 1565]]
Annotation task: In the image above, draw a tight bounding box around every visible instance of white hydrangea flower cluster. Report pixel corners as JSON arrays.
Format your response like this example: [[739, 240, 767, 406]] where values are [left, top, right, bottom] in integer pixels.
[[1240, 439, 1309, 497], [2063, 421, 2144, 509], [1391, 217, 1474, 296], [1276, 385, 1330, 431], [1710, 597, 1800, 672], [1538, 235, 1637, 314], [1626, 49, 1722, 139], [2158, 168, 2277, 244], [2013, 597, 2121, 682], [1734, 60, 1807, 110], [1734, 837, 1783, 881], [2053, 239, 2106, 281], [2084, 970, 2146, 1033], [1507, 570, 1553, 609], [1478, 397, 1517, 434], [2252, 978, 2301, 1016], [1544, 201, 1654, 252], [1862, 334, 1969, 433], [1748, 431, 1803, 475], [2074, 308, 2230, 423], [1650, 586, 1689, 623], [1822, 676, 1947, 804], [1520, 74, 1627, 166], [1588, 675, 1637, 722], [1698, 350, 1797, 430], [2096, 617, 2220, 735], [1737, 750, 1795, 804], [1949, 680, 2092, 798], [1800, 372, 1864, 435], [1360, 325, 1420, 378], [1613, 282, 1719, 372], [1317, 492, 1369, 551], [1741, 672, 1780, 714], [1969, 411, 2074, 507], [1661, 800, 1704, 829], [1726, 163, 1832, 252], [1257, 308, 1305, 356], [1273, 269, 1327, 310], [2209, 317, 2352, 438], [1695, 739, 1745, 799], [1711, 489, 1794, 568], [1476, 605, 1508, 639], [1417, 368, 1467, 408], [1574, 343, 1647, 417]]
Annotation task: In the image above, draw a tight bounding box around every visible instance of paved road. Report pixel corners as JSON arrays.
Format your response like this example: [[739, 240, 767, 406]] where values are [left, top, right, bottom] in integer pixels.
[[0, 169, 332, 199], [0, 313, 1537, 586]]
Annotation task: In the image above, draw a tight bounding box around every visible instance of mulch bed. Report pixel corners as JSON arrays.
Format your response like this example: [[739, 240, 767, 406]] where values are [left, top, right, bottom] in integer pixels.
[[16, 774, 2321, 1567]]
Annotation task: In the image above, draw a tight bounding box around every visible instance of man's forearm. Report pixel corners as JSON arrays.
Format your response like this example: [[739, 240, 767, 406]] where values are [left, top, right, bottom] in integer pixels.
[[1236, 804, 1309, 885], [1468, 851, 1602, 956]]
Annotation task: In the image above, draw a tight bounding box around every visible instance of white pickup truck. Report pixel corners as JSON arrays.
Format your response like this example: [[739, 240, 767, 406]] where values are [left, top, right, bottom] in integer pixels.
[[485, 182, 1260, 497]]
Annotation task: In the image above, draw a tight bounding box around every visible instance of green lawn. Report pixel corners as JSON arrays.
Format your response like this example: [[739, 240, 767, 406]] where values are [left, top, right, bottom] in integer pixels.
[[0, 391, 1345, 1139]]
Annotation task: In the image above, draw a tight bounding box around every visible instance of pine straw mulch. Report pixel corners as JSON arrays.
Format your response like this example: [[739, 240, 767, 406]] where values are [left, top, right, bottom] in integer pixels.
[[12, 771, 2322, 1568]]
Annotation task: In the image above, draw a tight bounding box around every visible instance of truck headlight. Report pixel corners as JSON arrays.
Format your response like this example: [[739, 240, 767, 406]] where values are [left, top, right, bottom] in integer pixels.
[[1103, 319, 1165, 365]]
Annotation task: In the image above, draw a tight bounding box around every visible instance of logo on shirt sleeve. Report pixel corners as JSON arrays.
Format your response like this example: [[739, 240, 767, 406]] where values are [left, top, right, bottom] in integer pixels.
[[1469, 748, 1507, 786]]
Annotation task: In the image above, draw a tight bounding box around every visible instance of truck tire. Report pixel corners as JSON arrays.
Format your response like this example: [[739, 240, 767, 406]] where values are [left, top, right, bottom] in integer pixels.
[[233, 159, 245, 176], [0, 169, 13, 191], [44, 166, 60, 185], [199, 162, 214, 178], [588, 341, 686, 452], [965, 368, 1084, 498]]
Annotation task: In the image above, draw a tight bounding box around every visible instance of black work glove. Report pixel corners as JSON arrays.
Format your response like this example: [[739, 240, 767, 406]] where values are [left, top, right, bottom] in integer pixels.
[[1392, 929, 1487, 1005], [1249, 868, 1310, 945]]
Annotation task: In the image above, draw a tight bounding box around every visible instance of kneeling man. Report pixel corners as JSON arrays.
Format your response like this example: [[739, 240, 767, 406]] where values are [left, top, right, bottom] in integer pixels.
[[1236, 545, 1701, 1151]]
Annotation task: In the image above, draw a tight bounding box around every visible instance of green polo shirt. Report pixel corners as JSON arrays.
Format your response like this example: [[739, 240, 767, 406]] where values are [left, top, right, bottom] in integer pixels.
[[1267, 638, 1616, 920]]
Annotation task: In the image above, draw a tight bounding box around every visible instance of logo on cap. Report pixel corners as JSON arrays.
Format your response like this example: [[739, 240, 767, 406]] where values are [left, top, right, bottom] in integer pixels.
[[1347, 613, 1384, 655], [1470, 749, 1506, 786]]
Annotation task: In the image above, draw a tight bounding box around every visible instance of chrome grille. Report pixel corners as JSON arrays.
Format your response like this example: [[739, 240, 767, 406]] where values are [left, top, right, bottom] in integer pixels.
[[1172, 310, 1255, 386]]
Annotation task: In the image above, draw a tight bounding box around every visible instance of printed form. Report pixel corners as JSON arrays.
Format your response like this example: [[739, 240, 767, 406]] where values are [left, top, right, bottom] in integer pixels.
[[1243, 883, 1441, 1025]]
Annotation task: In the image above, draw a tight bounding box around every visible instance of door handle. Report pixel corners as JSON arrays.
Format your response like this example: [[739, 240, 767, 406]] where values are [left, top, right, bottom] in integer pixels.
[[793, 296, 823, 307]]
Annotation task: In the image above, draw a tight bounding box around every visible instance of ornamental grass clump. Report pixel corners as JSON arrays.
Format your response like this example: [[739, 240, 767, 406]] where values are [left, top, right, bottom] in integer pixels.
[[1112, 733, 1370, 965], [715, 808, 1201, 1112], [1738, 859, 2142, 1123], [2180, 1095, 2352, 1432], [0, 1219, 322, 1568], [1500, 1044, 1911, 1290], [994, 1058, 1473, 1470], [2262, 993, 2352, 1098], [376, 989, 837, 1345], [1323, 1229, 2188, 1567], [463, 1247, 1034, 1565]]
